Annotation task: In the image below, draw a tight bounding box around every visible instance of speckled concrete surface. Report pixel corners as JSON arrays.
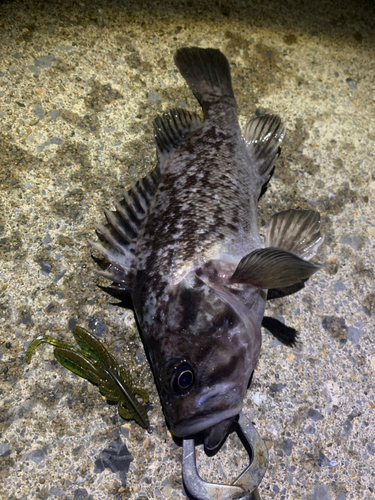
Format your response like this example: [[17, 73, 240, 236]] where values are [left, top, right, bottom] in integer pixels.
[[0, 1, 374, 499]]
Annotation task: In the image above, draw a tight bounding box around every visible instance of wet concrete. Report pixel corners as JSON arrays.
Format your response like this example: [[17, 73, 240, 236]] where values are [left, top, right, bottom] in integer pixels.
[[0, 0, 374, 499]]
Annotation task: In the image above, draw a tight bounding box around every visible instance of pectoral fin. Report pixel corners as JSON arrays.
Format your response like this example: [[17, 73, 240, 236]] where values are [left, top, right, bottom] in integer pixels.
[[230, 247, 320, 288]]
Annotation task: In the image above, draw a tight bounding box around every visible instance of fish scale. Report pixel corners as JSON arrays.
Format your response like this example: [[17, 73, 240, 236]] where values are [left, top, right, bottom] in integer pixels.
[[138, 150, 258, 270], [93, 47, 323, 451]]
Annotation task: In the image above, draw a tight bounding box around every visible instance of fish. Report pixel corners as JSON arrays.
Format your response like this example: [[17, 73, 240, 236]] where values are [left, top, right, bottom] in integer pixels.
[[91, 47, 323, 450]]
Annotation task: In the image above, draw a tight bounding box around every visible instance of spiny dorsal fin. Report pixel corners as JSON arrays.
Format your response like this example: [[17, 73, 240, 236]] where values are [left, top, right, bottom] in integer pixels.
[[152, 108, 202, 155], [90, 166, 161, 291], [243, 114, 286, 179], [115, 166, 161, 237], [266, 209, 324, 260]]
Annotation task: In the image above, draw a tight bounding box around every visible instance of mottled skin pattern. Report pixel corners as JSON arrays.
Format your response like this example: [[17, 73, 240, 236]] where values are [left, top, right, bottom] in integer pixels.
[[95, 49, 321, 447], [132, 98, 267, 441], [87, 41, 329, 452], [135, 104, 263, 315]]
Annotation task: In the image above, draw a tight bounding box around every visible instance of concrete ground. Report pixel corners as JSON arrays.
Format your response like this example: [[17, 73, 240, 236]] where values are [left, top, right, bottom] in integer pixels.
[[0, 0, 374, 499]]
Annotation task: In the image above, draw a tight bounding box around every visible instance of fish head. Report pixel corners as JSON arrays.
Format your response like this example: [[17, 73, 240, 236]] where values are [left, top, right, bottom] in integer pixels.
[[140, 270, 264, 450]]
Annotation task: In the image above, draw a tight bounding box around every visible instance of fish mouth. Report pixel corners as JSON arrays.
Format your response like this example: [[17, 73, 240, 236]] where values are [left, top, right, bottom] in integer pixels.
[[204, 416, 236, 450], [170, 404, 242, 441]]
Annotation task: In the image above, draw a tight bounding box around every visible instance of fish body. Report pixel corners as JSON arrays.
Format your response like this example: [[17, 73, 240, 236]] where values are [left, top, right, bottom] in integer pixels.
[[92, 48, 323, 449]]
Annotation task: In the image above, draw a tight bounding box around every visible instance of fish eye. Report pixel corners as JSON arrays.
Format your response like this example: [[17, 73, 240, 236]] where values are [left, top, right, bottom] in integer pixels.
[[170, 361, 194, 394]]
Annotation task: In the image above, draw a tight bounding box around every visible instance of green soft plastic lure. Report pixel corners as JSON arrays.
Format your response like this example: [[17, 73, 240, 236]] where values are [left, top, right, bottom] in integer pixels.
[[25, 326, 150, 429]]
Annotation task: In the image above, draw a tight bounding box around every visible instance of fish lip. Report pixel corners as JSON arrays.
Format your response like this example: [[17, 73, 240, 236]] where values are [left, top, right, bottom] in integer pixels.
[[170, 405, 242, 438], [204, 416, 236, 450]]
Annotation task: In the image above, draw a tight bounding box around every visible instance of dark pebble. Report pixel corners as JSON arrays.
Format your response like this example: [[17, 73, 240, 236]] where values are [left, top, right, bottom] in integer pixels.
[[283, 438, 293, 456], [94, 437, 133, 487], [347, 325, 363, 344], [317, 451, 331, 466], [333, 281, 346, 293], [53, 270, 66, 283], [346, 77, 357, 89], [34, 54, 55, 69], [0, 444, 11, 458], [73, 488, 89, 500], [40, 261, 52, 275], [68, 318, 77, 330], [341, 419, 353, 437], [311, 484, 331, 500], [340, 235, 362, 251], [255, 107, 267, 116], [304, 425, 316, 434], [307, 408, 324, 421], [148, 92, 161, 102], [24, 448, 47, 464], [49, 110, 60, 121], [269, 383, 285, 396], [46, 302, 55, 312], [35, 104, 44, 119], [42, 234, 53, 245], [88, 317, 106, 337], [48, 487, 65, 497], [367, 442, 375, 456]]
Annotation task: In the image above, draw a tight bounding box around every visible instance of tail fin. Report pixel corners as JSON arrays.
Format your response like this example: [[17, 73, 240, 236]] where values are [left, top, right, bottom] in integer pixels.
[[174, 47, 235, 110]]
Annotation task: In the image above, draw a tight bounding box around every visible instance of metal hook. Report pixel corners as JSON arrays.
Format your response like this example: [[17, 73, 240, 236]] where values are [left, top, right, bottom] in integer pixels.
[[182, 412, 268, 500]]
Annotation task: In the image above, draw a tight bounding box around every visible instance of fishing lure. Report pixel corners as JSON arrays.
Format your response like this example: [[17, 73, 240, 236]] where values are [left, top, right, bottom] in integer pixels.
[[25, 326, 149, 428]]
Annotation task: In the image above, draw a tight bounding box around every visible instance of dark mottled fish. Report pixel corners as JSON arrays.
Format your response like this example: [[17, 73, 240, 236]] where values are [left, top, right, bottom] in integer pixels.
[[91, 47, 323, 449]]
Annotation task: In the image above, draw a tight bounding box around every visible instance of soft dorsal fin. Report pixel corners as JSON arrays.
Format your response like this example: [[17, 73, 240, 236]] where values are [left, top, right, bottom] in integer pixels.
[[90, 166, 161, 292], [243, 114, 286, 180], [266, 209, 324, 260], [230, 247, 320, 289], [152, 108, 203, 155]]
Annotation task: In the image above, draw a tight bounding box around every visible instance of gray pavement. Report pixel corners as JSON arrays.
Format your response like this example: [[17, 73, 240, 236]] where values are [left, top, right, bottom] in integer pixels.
[[0, 1, 374, 499]]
